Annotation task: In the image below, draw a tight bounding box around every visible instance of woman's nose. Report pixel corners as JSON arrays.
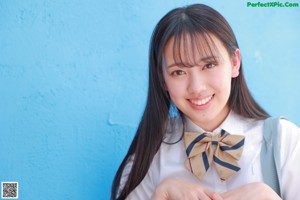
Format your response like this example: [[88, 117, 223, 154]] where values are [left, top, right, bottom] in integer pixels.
[[187, 72, 207, 95]]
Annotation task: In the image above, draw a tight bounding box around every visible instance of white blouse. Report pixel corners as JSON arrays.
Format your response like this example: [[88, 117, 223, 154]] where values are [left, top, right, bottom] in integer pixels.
[[121, 111, 300, 199]]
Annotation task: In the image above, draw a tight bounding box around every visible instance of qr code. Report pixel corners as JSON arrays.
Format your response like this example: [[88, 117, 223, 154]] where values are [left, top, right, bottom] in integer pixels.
[[1, 182, 18, 199]]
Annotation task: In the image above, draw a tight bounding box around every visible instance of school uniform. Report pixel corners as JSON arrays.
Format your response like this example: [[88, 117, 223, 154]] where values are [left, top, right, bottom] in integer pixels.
[[120, 111, 300, 199]]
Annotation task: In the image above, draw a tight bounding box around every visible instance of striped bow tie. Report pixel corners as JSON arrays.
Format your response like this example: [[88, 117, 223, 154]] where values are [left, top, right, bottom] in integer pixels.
[[184, 129, 245, 180]]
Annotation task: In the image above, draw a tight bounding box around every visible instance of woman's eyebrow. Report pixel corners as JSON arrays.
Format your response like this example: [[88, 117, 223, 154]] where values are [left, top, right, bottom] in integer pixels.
[[166, 56, 218, 69], [166, 62, 186, 69], [201, 56, 219, 62]]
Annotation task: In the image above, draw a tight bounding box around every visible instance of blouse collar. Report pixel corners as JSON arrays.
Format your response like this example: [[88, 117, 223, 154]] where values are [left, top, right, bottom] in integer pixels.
[[184, 111, 246, 136]]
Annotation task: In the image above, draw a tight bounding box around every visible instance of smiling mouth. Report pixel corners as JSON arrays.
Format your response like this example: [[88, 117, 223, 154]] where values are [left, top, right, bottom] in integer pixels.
[[190, 95, 213, 106]]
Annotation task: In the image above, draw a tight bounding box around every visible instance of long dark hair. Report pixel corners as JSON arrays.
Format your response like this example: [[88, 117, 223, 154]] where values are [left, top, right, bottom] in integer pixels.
[[111, 4, 269, 200]]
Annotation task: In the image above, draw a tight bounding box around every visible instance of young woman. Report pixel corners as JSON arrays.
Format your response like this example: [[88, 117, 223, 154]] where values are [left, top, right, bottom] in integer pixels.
[[111, 4, 300, 200]]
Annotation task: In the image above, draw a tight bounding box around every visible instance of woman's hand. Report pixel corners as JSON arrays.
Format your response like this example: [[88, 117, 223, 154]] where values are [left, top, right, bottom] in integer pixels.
[[220, 182, 281, 200], [152, 178, 223, 200]]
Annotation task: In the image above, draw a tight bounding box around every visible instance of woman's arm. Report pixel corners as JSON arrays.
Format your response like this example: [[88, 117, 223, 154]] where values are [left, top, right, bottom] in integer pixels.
[[279, 120, 300, 199], [152, 179, 281, 200]]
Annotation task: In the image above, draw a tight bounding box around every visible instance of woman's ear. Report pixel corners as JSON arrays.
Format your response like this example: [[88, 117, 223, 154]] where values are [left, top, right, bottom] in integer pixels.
[[231, 48, 241, 78]]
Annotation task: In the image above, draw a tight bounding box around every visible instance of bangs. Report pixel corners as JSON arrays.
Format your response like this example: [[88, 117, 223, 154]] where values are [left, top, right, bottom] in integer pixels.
[[171, 30, 222, 67]]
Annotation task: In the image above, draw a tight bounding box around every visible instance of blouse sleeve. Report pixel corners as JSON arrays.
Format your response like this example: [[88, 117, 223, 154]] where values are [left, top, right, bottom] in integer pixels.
[[126, 156, 159, 200], [279, 119, 300, 200], [118, 154, 158, 200], [117, 156, 134, 198]]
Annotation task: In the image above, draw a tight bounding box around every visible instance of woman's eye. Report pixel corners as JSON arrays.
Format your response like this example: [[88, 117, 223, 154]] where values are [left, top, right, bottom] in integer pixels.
[[171, 70, 186, 76], [204, 63, 216, 69]]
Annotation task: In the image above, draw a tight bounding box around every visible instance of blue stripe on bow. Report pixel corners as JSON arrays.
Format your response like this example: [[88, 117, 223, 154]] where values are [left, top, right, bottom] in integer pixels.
[[213, 155, 240, 172], [220, 138, 245, 151], [221, 129, 226, 137], [202, 152, 210, 171], [186, 133, 206, 156]]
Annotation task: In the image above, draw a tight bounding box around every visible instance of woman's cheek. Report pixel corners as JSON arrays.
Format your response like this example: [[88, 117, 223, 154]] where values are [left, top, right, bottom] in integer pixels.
[[168, 81, 187, 98]]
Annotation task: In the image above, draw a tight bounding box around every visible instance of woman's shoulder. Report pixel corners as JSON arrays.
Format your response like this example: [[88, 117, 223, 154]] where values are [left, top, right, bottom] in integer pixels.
[[278, 118, 300, 139], [264, 117, 300, 136], [278, 118, 299, 129], [276, 118, 300, 167], [261, 116, 300, 144]]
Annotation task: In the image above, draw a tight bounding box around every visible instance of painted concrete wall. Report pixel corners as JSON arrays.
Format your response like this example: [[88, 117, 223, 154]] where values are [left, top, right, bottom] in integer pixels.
[[0, 0, 299, 199]]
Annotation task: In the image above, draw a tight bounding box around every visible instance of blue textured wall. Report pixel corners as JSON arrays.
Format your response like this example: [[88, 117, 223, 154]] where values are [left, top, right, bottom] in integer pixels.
[[0, 0, 299, 199]]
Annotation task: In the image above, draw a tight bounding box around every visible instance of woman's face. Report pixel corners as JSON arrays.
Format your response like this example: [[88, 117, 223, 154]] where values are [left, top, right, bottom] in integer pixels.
[[163, 34, 240, 131]]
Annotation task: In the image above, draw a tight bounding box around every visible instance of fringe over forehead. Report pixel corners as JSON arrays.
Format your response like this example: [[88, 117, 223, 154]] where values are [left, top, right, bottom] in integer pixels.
[[169, 30, 223, 68]]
